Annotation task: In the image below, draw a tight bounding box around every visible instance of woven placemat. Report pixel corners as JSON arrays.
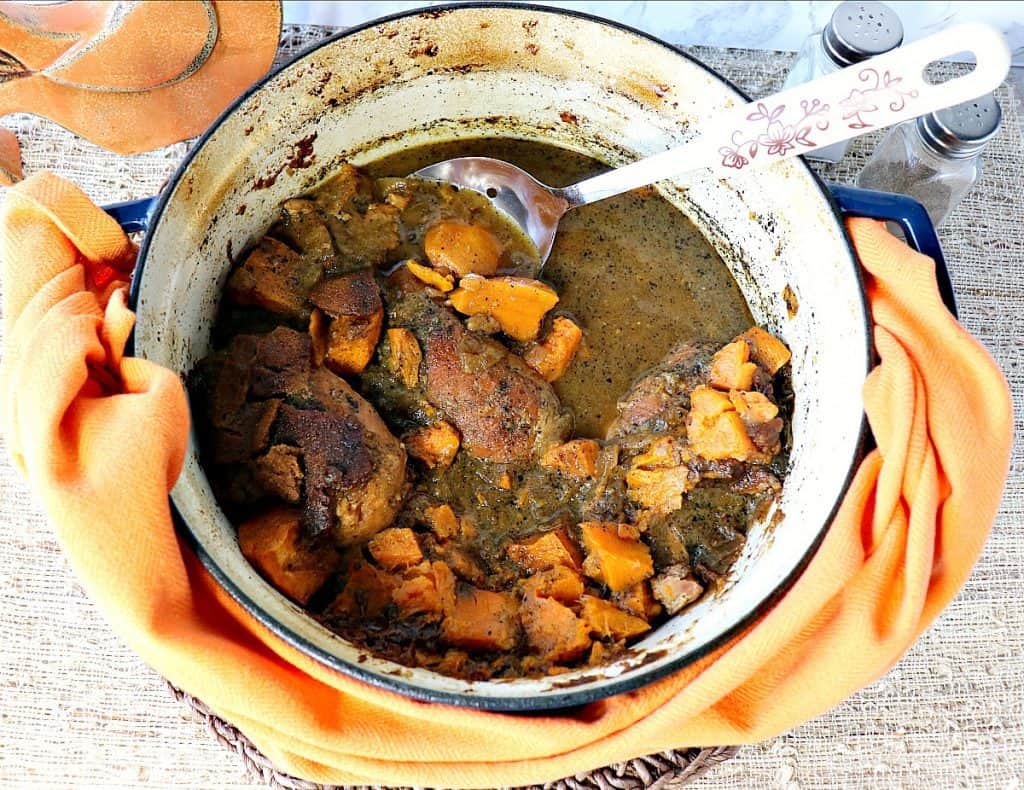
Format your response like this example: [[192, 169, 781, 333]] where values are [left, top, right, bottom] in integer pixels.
[[166, 685, 739, 790], [3, 18, 1021, 790]]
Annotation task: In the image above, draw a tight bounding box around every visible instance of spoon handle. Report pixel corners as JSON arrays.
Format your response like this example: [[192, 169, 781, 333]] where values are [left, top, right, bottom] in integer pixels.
[[558, 23, 1010, 209]]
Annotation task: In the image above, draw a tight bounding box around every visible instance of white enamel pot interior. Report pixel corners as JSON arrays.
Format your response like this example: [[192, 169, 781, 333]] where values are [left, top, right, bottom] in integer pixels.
[[128, 3, 870, 710]]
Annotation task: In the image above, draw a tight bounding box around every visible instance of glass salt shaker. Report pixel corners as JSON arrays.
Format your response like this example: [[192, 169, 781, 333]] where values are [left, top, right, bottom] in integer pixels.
[[782, 1, 904, 163], [856, 94, 1001, 227]]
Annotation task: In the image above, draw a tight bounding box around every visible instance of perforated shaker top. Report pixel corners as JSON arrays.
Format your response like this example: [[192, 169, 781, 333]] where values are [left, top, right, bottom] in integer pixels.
[[823, 1, 904, 67], [918, 94, 1003, 158]]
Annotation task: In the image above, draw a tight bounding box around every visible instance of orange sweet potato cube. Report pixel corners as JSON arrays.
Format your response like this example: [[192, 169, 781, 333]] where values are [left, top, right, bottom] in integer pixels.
[[449, 275, 559, 342], [392, 574, 443, 618], [523, 316, 583, 382], [430, 560, 458, 615], [736, 327, 791, 374], [579, 522, 654, 593], [424, 221, 502, 277], [367, 527, 423, 570], [579, 595, 651, 640], [404, 260, 455, 292], [613, 582, 662, 619], [329, 560, 398, 618], [520, 565, 585, 603], [386, 327, 423, 388], [237, 507, 332, 605], [689, 385, 734, 419], [404, 421, 461, 469], [442, 586, 519, 651], [687, 409, 762, 462], [520, 595, 592, 663], [540, 438, 600, 478], [708, 340, 758, 391], [423, 503, 460, 540], [324, 310, 383, 376], [507, 529, 583, 572]]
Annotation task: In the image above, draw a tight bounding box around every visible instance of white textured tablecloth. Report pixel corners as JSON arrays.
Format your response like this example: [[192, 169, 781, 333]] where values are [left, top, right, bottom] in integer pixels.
[[1, 28, 1022, 789]]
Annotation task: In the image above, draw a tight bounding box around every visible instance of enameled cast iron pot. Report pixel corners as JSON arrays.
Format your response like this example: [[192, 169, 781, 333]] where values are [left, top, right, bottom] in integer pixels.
[[110, 4, 954, 711]]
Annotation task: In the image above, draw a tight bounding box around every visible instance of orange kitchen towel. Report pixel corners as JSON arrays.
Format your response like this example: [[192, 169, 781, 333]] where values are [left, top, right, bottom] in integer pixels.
[[0, 173, 1013, 788], [0, 0, 280, 178]]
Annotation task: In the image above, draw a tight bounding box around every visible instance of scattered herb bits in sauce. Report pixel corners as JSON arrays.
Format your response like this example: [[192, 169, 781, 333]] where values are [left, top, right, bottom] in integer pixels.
[[189, 139, 792, 680]]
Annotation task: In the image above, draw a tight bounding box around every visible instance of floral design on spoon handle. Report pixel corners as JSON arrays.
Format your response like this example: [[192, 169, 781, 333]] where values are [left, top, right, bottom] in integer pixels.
[[719, 66, 920, 170]]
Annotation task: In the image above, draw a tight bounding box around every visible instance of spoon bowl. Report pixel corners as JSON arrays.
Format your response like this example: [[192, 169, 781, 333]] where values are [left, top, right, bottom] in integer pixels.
[[412, 156, 570, 261]]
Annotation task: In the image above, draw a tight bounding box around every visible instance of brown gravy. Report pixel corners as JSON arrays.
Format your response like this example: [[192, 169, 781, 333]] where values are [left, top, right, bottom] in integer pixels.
[[367, 139, 753, 437]]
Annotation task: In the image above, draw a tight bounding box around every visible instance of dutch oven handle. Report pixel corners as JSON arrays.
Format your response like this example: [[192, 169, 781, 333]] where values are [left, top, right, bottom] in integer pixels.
[[103, 195, 157, 235], [828, 183, 957, 318]]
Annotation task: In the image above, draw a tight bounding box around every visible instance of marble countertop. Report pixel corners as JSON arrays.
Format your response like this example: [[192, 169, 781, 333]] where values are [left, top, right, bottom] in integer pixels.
[[283, 1, 1024, 65]]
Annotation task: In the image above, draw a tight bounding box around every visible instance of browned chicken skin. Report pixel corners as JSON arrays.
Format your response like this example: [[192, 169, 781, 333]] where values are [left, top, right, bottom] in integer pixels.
[[606, 341, 719, 440], [197, 327, 406, 546], [391, 292, 570, 463]]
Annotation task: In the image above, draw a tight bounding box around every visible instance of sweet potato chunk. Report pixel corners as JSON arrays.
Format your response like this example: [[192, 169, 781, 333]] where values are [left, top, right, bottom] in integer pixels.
[[688, 409, 761, 462], [651, 565, 704, 614], [330, 560, 398, 618], [226, 237, 319, 320], [392, 574, 443, 618], [729, 389, 779, 424], [367, 527, 423, 570], [237, 507, 332, 604], [507, 529, 583, 572], [442, 587, 519, 651], [523, 316, 583, 382], [423, 503, 460, 539], [626, 465, 697, 513], [520, 595, 592, 663], [540, 438, 600, 479], [405, 260, 454, 292], [687, 385, 770, 463], [708, 340, 758, 391], [308, 308, 329, 366], [520, 565, 585, 603], [431, 560, 457, 614], [579, 522, 654, 593], [737, 327, 791, 374], [580, 595, 651, 640], [404, 421, 461, 469], [449, 275, 559, 342], [626, 437, 697, 513], [308, 272, 384, 376], [689, 385, 733, 419], [325, 310, 383, 376], [386, 327, 422, 388], [424, 221, 502, 277], [613, 582, 662, 620]]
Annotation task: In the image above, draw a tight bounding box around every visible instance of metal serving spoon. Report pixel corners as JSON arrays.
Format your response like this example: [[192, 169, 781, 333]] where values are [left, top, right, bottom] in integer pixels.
[[413, 23, 1008, 263]]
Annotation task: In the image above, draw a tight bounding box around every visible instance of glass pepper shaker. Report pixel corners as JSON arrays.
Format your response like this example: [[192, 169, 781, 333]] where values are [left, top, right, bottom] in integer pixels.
[[782, 1, 904, 163], [856, 94, 1001, 226]]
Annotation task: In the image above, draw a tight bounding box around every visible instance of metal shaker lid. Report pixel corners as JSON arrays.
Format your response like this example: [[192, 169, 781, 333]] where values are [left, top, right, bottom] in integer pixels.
[[823, 1, 904, 67], [917, 94, 1002, 159]]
